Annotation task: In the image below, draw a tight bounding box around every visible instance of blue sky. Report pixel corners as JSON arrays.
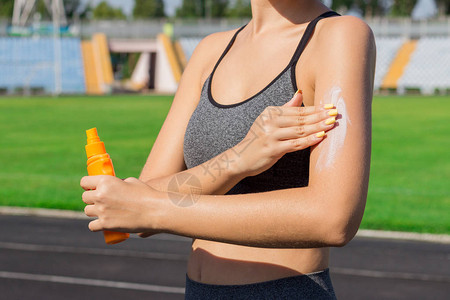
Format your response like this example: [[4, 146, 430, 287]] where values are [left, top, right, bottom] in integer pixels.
[[83, 0, 183, 17]]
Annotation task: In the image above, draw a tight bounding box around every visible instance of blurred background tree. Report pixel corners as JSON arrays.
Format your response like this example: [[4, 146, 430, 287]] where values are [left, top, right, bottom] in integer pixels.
[[390, 0, 417, 16], [175, 0, 199, 18], [226, 0, 252, 18], [133, 0, 166, 19], [0, 0, 14, 18], [438, 0, 450, 15], [92, 1, 126, 20], [208, 0, 228, 18], [176, 0, 228, 18], [62, 0, 83, 19], [331, 0, 385, 17]]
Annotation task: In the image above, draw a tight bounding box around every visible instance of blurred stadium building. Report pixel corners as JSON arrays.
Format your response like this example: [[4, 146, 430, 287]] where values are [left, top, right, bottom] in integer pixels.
[[0, 0, 449, 95]]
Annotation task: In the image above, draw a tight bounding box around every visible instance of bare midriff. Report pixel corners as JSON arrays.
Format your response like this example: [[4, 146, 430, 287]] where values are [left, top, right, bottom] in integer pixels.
[[187, 239, 329, 285]]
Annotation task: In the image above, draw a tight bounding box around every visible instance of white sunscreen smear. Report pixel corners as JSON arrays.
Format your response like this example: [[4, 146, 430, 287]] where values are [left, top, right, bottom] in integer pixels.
[[316, 86, 351, 171]]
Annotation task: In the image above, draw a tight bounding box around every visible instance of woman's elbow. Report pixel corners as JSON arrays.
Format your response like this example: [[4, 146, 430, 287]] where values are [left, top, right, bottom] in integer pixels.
[[323, 201, 365, 247], [327, 222, 358, 247]]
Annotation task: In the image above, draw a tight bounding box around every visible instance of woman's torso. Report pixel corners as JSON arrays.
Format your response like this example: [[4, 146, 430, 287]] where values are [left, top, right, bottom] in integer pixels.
[[183, 11, 339, 285]]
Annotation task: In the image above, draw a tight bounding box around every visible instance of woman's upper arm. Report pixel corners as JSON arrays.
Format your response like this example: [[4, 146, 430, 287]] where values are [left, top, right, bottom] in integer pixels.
[[308, 16, 376, 242], [139, 33, 232, 182]]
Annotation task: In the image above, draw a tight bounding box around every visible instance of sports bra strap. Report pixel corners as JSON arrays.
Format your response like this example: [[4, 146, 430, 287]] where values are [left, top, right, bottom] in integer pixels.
[[289, 11, 340, 68], [210, 11, 340, 91], [210, 24, 247, 75]]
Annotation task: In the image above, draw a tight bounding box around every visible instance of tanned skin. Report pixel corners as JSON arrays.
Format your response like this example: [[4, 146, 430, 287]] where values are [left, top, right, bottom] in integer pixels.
[[81, 0, 376, 285]]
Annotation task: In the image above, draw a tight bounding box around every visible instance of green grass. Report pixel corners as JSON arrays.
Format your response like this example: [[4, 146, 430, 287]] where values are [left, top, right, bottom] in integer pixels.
[[0, 95, 449, 234], [364, 95, 450, 234], [0, 95, 172, 210]]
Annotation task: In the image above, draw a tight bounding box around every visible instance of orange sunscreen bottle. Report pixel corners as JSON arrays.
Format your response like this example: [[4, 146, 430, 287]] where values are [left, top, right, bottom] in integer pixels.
[[85, 127, 130, 245]]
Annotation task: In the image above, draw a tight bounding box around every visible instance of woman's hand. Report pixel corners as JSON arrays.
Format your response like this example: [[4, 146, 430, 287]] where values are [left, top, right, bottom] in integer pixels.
[[234, 92, 337, 177], [81, 176, 163, 236]]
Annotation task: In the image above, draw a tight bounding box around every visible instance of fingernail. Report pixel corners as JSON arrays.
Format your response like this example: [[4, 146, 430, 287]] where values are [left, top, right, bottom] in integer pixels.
[[324, 103, 334, 109], [295, 89, 302, 95], [325, 117, 336, 125], [328, 109, 338, 116], [316, 131, 325, 138]]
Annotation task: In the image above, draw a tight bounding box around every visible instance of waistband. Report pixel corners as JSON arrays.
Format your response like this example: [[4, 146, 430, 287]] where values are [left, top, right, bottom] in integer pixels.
[[185, 268, 336, 300]]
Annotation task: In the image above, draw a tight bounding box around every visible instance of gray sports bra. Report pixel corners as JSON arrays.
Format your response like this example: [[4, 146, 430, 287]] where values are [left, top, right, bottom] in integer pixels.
[[183, 11, 339, 195]]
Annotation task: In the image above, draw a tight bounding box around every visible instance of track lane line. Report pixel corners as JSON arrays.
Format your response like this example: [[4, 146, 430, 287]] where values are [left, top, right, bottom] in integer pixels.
[[0, 271, 185, 294], [0, 241, 188, 261]]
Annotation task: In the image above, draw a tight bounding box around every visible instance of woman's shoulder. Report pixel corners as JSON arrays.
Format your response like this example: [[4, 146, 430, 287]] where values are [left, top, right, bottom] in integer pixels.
[[318, 14, 373, 33], [309, 15, 376, 65], [185, 28, 242, 84], [315, 15, 375, 47], [197, 28, 241, 51], [189, 28, 242, 70]]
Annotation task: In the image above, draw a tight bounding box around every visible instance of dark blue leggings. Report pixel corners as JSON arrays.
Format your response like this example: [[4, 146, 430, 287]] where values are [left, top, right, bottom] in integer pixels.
[[185, 268, 336, 299]]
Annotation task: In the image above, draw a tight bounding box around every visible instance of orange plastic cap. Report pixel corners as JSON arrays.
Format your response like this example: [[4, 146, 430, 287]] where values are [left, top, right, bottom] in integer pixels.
[[85, 127, 106, 158], [86, 128, 100, 143]]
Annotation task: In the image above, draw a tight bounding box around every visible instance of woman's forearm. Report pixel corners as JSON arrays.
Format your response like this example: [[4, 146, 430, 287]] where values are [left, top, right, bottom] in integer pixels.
[[143, 140, 252, 196], [152, 184, 355, 249]]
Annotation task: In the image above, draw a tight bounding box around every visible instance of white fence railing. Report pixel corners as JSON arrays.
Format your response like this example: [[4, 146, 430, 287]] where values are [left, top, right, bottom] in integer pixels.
[[1, 17, 450, 39]]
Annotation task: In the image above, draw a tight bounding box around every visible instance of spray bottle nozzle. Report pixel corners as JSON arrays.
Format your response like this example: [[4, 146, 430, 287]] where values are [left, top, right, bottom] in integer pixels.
[[85, 127, 106, 158], [86, 127, 101, 144]]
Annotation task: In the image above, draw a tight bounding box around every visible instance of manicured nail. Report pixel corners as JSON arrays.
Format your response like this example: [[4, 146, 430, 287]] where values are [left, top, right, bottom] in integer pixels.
[[324, 103, 334, 109], [325, 117, 336, 125], [328, 109, 338, 116], [295, 89, 302, 95], [316, 131, 325, 138]]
